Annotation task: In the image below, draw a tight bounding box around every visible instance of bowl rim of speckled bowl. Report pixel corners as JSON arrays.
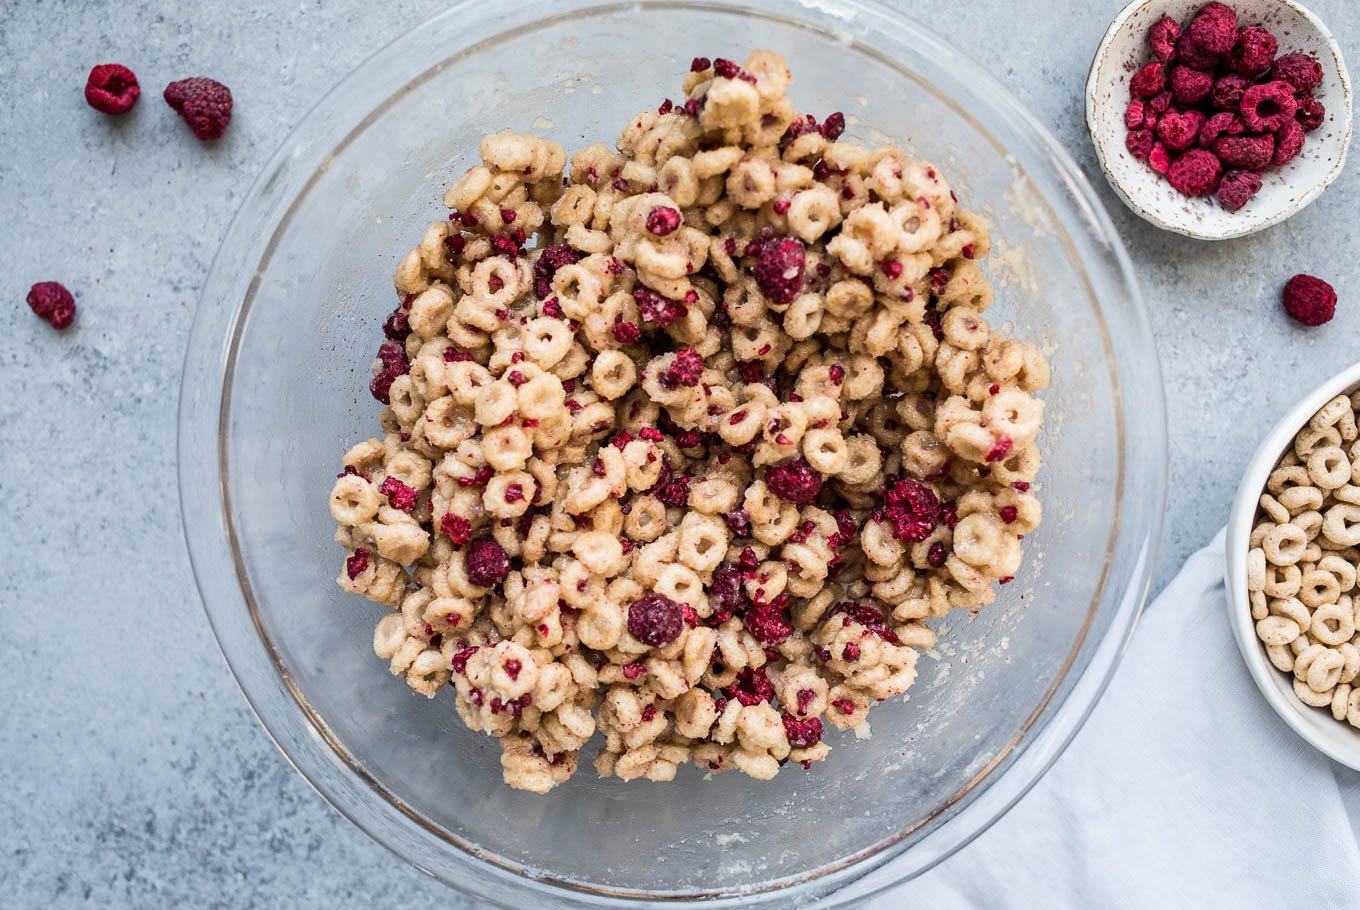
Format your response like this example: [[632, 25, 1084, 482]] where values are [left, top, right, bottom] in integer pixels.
[[1226, 360, 1360, 772], [1086, 0, 1353, 240], [177, 0, 1166, 907]]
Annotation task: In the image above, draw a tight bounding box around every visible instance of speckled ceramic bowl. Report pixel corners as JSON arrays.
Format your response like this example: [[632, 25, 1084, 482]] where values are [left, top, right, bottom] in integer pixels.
[[1087, 0, 1352, 240]]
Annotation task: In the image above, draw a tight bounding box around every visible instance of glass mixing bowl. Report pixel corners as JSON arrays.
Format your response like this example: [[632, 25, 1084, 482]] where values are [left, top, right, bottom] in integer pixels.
[[178, 1, 1166, 906]]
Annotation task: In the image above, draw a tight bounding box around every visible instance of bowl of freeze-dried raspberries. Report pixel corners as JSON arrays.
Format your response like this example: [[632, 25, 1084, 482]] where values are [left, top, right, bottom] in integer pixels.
[[1087, 0, 1351, 239]]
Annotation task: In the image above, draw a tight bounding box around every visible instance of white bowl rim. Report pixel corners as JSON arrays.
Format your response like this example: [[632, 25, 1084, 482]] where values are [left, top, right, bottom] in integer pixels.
[[1085, 0, 1354, 241], [1225, 359, 1360, 771]]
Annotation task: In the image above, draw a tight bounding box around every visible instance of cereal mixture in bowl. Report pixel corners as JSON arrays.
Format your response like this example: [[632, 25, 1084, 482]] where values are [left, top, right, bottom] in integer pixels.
[[1249, 389, 1360, 726], [327, 51, 1049, 793]]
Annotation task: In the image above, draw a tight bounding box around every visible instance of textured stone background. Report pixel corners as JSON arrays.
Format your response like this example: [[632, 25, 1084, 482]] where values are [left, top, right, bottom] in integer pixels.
[[1, 0, 1357, 906]]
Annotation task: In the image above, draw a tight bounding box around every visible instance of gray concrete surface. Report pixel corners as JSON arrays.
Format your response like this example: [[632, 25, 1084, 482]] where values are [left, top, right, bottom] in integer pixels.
[[1, 0, 1357, 906]]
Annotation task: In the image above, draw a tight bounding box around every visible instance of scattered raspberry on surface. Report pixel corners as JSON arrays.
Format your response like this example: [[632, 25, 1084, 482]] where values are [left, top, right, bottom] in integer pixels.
[[1272, 52, 1323, 93], [1240, 81, 1297, 132], [744, 597, 793, 646], [752, 237, 806, 304], [1188, 2, 1237, 55], [1213, 133, 1274, 169], [1231, 25, 1278, 76], [690, 56, 711, 72], [927, 541, 949, 568], [163, 77, 233, 141], [634, 286, 687, 327], [664, 347, 705, 388], [84, 63, 140, 115], [1129, 62, 1167, 98], [729, 666, 775, 706], [1125, 128, 1156, 160], [1273, 119, 1306, 167], [345, 548, 369, 580], [466, 538, 510, 587], [1197, 111, 1245, 147], [765, 458, 823, 505], [627, 593, 684, 647], [1210, 73, 1251, 111], [821, 111, 846, 140], [382, 307, 411, 341], [1170, 66, 1213, 107], [1216, 169, 1262, 212], [379, 476, 418, 511], [1167, 148, 1223, 195], [782, 714, 824, 748], [1156, 109, 1205, 151], [1296, 96, 1326, 131], [532, 244, 581, 298], [440, 513, 472, 546], [713, 58, 741, 79], [1148, 15, 1181, 62], [1282, 274, 1337, 326], [26, 281, 77, 330], [1175, 31, 1220, 70], [879, 476, 941, 542], [646, 205, 682, 236]]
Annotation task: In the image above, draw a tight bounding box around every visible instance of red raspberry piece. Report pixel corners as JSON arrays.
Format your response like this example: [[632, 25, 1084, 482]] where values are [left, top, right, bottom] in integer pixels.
[[832, 602, 900, 643], [382, 307, 411, 341], [765, 458, 823, 505], [1129, 62, 1167, 99], [634, 287, 687, 327], [1148, 16, 1181, 63], [1213, 133, 1274, 170], [1170, 66, 1213, 107], [1216, 169, 1262, 212], [379, 476, 418, 512], [345, 548, 369, 580], [1149, 142, 1172, 175], [1240, 81, 1297, 132], [1273, 119, 1306, 167], [1175, 31, 1220, 70], [1210, 74, 1251, 112], [1272, 52, 1323, 94], [927, 541, 948, 568], [713, 58, 741, 79], [440, 514, 472, 546], [1149, 90, 1173, 114], [627, 593, 684, 647], [1124, 98, 1147, 130], [646, 206, 682, 236], [1230, 26, 1278, 76], [1167, 148, 1222, 196], [163, 77, 233, 141], [1297, 97, 1326, 132], [663, 347, 704, 388], [1125, 128, 1156, 160], [1283, 274, 1337, 327], [778, 114, 820, 153], [1188, 2, 1237, 55], [466, 538, 510, 587], [611, 317, 642, 343], [729, 667, 775, 706], [709, 563, 751, 621], [690, 56, 711, 72], [84, 64, 140, 115], [1197, 112, 1245, 148], [25, 281, 77, 330], [1156, 109, 1205, 151], [781, 714, 824, 748], [744, 598, 793, 647], [820, 112, 846, 141], [532, 244, 582, 298], [752, 237, 806, 304]]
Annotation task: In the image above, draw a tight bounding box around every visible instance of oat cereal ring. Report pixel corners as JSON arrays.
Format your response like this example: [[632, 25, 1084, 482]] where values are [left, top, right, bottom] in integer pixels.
[[1263, 523, 1309, 565]]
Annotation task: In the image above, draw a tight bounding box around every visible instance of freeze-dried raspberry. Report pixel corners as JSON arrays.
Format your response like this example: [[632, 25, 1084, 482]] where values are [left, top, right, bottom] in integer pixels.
[[1230, 25, 1278, 76], [821, 111, 846, 141], [1156, 109, 1205, 151], [1213, 133, 1274, 169], [382, 307, 411, 341], [163, 77, 233, 141], [1148, 15, 1181, 62], [1125, 98, 1147, 130], [1129, 62, 1167, 99], [779, 114, 820, 152], [611, 317, 642, 343], [379, 476, 418, 512], [752, 237, 806, 304], [765, 458, 823, 505], [713, 58, 741, 79], [744, 598, 792, 647], [646, 206, 682, 236], [1210, 74, 1250, 111], [879, 476, 940, 542], [1197, 111, 1245, 147], [1188, 2, 1237, 55], [1216, 169, 1262, 212], [927, 541, 948, 568], [690, 56, 711, 72], [656, 472, 690, 508], [1273, 119, 1306, 167], [532, 244, 582, 298], [1297, 97, 1326, 131], [1167, 148, 1222, 196], [709, 563, 751, 622], [1240, 81, 1297, 132], [1170, 66, 1213, 107], [84, 63, 140, 115], [627, 593, 683, 647], [1272, 52, 1323, 93], [1149, 142, 1172, 175], [1175, 31, 1220, 70], [833, 601, 900, 643], [345, 548, 369, 580], [1283, 274, 1336, 326], [634, 286, 687, 327], [466, 538, 510, 587], [729, 666, 775, 706], [664, 347, 704, 388], [1125, 128, 1156, 160], [1149, 90, 1173, 114], [781, 713, 824, 748], [26, 281, 77, 330], [440, 513, 472, 546]]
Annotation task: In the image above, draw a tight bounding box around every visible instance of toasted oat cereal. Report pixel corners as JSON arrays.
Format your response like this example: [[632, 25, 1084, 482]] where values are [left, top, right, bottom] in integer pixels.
[[329, 51, 1048, 792]]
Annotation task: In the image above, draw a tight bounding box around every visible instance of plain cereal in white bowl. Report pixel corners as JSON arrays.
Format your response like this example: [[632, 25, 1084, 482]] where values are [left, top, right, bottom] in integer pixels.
[[1087, 0, 1352, 239]]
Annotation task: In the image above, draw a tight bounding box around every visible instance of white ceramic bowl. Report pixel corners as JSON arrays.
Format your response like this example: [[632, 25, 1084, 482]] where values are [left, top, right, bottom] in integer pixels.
[[1086, 0, 1352, 239], [1226, 361, 1360, 770]]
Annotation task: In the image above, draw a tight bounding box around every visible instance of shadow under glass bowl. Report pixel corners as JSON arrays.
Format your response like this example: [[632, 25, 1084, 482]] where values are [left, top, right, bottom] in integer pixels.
[[177, 1, 1167, 906]]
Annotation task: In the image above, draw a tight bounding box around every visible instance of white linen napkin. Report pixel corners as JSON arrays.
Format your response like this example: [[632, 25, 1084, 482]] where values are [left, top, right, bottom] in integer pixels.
[[872, 529, 1360, 908]]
